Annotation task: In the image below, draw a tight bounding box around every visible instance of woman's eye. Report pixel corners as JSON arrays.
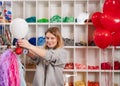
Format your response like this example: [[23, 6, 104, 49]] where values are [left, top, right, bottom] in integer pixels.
[[51, 37, 54, 40], [46, 37, 49, 40], [46, 37, 56, 40]]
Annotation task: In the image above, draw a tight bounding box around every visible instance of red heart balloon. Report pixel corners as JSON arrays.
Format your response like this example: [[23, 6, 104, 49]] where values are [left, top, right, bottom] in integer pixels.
[[100, 12, 120, 32], [103, 0, 120, 13], [93, 29, 112, 49]]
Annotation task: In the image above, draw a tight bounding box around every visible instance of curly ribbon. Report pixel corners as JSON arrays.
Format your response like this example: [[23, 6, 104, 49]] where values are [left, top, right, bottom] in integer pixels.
[[0, 49, 20, 86]]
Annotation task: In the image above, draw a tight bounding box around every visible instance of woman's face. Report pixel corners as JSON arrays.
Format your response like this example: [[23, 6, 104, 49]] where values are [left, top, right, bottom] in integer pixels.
[[45, 32, 57, 48]]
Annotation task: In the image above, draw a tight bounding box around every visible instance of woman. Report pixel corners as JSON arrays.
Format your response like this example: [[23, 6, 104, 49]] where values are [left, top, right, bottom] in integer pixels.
[[18, 27, 67, 86]]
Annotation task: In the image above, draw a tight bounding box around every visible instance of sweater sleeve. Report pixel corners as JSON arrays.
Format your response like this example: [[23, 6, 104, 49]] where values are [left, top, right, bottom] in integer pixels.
[[44, 48, 68, 66]]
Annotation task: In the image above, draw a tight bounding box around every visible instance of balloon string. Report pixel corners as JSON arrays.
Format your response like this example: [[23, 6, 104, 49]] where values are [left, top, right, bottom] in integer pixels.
[[104, 72, 107, 86], [104, 72, 111, 86], [102, 49, 107, 86], [103, 49, 113, 86], [108, 72, 112, 86], [102, 49, 112, 86], [102, 49, 107, 62]]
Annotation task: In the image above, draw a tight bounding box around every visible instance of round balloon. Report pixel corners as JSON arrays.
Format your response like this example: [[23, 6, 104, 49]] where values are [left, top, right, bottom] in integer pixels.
[[10, 18, 29, 39], [111, 32, 120, 46], [93, 29, 112, 49], [92, 12, 102, 28]]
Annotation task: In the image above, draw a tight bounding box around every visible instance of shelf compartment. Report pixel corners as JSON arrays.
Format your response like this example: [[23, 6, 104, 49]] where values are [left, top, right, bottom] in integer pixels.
[[62, 1, 74, 19], [36, 25, 48, 37], [37, 1, 49, 22], [87, 48, 100, 70], [12, 1, 24, 19], [74, 25, 87, 46], [25, 1, 36, 20], [101, 72, 113, 86], [26, 25, 36, 40], [64, 48, 74, 70], [74, 0, 88, 24], [100, 49, 113, 70], [36, 25, 49, 46], [62, 25, 74, 46], [114, 72, 120, 86], [88, 72, 100, 86], [0, 24, 12, 45], [74, 72, 86, 86], [88, 0, 101, 18], [64, 72, 74, 86], [88, 25, 95, 46], [75, 48, 87, 70], [49, 1, 61, 21]]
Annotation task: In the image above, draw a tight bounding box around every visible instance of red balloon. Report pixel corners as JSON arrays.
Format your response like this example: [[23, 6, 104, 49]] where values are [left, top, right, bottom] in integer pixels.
[[93, 29, 112, 49], [103, 0, 120, 13], [100, 12, 120, 32], [111, 32, 120, 46], [92, 12, 103, 28], [15, 47, 23, 55]]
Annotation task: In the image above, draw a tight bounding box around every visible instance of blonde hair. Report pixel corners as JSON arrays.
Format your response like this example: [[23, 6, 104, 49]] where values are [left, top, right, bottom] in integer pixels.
[[44, 27, 64, 49]]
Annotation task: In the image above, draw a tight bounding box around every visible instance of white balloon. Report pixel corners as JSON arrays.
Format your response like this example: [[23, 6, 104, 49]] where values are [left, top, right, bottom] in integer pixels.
[[77, 12, 89, 24], [10, 18, 29, 39]]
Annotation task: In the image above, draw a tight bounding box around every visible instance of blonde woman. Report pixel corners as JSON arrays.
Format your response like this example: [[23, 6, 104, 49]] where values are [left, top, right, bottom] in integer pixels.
[[18, 27, 67, 86]]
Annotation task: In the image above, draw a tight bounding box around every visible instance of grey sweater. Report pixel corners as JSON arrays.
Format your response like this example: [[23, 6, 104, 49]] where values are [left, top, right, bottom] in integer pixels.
[[32, 48, 67, 86]]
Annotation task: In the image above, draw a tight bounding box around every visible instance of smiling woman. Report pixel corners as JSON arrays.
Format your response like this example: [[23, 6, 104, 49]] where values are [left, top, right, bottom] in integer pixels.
[[44, 27, 64, 49], [17, 27, 68, 86]]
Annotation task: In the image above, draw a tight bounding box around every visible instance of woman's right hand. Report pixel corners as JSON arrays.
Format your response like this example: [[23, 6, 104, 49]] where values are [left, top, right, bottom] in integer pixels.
[[17, 39, 32, 49]]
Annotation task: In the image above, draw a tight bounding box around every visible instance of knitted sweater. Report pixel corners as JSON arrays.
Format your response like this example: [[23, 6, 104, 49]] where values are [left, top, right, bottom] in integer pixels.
[[32, 48, 67, 86]]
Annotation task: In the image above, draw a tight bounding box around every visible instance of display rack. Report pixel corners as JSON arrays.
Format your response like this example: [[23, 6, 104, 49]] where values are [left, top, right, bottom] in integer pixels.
[[0, 0, 120, 86]]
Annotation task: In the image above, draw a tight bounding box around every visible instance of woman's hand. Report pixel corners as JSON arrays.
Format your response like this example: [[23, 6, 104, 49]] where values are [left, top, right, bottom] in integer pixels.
[[17, 39, 32, 49], [18, 39, 46, 57]]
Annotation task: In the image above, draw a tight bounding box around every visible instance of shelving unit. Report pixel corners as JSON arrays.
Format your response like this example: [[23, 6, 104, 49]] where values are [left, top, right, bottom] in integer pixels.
[[0, 0, 120, 86]]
